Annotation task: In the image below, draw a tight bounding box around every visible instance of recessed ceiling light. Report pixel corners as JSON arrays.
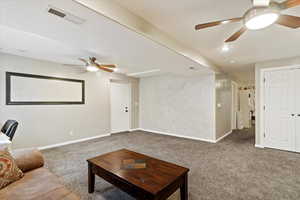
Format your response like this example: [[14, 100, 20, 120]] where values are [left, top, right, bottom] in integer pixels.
[[222, 44, 229, 52], [230, 60, 236, 64]]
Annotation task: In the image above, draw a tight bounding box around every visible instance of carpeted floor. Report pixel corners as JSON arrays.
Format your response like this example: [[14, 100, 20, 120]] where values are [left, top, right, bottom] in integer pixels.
[[43, 128, 300, 200]]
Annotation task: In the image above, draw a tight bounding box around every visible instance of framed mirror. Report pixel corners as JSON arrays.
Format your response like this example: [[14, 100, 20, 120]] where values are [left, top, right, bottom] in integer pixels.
[[6, 72, 85, 105]]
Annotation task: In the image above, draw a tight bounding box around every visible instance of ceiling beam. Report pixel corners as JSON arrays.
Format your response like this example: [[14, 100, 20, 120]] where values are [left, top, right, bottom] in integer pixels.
[[73, 0, 222, 73]]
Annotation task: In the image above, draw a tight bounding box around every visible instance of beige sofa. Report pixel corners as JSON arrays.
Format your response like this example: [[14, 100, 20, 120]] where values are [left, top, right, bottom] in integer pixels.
[[0, 149, 80, 200]]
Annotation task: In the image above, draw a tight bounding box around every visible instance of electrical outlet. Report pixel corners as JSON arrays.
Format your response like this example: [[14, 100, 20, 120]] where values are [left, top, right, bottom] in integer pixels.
[[69, 131, 74, 136]]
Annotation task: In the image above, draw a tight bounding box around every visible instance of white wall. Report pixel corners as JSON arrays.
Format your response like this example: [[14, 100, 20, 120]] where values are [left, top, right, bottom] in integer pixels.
[[139, 74, 216, 141], [255, 56, 300, 146], [215, 74, 232, 140], [0, 53, 139, 149]]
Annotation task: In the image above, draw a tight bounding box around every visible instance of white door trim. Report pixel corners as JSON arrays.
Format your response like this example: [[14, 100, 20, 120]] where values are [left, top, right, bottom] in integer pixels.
[[128, 83, 132, 132], [231, 81, 238, 130], [259, 64, 300, 148]]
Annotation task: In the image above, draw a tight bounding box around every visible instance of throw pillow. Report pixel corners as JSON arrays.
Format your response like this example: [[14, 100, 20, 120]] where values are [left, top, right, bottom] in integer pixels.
[[0, 148, 24, 189]]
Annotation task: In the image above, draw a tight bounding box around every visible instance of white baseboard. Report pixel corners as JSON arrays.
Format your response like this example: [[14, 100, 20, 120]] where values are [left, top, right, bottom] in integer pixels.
[[111, 131, 128, 134], [38, 134, 111, 150], [129, 128, 141, 132], [110, 129, 140, 134], [140, 128, 216, 143], [255, 144, 265, 148], [39, 128, 221, 150], [215, 130, 233, 143]]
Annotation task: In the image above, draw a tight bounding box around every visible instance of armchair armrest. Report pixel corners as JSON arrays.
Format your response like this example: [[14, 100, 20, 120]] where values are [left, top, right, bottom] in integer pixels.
[[12, 148, 44, 173]]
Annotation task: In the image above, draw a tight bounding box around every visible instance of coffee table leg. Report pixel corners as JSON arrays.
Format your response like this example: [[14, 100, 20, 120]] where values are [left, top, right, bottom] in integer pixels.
[[88, 163, 95, 193], [180, 174, 188, 200]]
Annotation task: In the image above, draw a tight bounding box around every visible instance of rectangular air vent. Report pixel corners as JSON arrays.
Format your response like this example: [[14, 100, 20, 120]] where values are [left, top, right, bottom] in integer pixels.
[[48, 8, 66, 18], [47, 6, 86, 25]]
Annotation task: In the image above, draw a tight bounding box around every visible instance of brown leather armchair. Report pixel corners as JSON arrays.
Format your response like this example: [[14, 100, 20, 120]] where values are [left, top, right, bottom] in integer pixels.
[[0, 149, 80, 200]]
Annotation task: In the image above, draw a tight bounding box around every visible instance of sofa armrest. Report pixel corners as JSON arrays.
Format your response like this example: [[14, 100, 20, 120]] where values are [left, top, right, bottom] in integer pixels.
[[12, 148, 44, 173]]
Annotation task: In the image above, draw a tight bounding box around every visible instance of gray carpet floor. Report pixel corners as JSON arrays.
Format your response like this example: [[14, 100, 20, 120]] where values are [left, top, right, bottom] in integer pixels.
[[43, 128, 300, 200]]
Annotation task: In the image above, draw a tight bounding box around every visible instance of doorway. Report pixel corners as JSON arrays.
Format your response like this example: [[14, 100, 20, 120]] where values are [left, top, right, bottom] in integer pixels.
[[110, 82, 131, 133]]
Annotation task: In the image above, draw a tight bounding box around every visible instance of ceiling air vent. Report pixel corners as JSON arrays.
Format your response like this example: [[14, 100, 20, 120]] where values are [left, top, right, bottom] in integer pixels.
[[47, 6, 85, 25], [48, 8, 66, 18]]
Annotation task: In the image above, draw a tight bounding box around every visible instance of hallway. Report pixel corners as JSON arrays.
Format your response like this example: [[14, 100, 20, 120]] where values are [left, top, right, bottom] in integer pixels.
[[225, 127, 255, 146]]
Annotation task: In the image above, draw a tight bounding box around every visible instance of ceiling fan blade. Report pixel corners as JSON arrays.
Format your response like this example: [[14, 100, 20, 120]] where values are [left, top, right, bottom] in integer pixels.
[[276, 15, 300, 28], [79, 58, 88, 66], [252, 0, 270, 6], [225, 27, 247, 43], [93, 61, 114, 73], [99, 66, 114, 73], [93, 59, 116, 68], [195, 18, 242, 30], [279, 0, 300, 9], [100, 64, 116, 68]]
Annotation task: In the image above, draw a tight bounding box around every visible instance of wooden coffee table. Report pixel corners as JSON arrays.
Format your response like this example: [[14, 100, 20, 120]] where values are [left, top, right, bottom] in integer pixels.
[[87, 149, 189, 200]]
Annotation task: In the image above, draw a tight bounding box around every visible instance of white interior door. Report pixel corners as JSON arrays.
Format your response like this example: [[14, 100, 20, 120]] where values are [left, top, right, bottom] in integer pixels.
[[293, 69, 300, 152], [110, 82, 131, 133], [264, 69, 295, 151]]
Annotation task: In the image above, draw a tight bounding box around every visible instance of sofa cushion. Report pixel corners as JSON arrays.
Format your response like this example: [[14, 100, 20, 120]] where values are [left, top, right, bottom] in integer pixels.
[[0, 149, 24, 189], [12, 148, 44, 173], [0, 167, 80, 200]]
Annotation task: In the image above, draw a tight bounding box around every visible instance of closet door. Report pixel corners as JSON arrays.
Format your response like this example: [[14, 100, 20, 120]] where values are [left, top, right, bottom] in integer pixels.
[[264, 69, 295, 151], [294, 69, 300, 152]]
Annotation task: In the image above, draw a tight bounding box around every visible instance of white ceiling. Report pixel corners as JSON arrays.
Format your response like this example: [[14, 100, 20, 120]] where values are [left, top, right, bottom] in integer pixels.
[[113, 0, 300, 84], [0, 0, 213, 77]]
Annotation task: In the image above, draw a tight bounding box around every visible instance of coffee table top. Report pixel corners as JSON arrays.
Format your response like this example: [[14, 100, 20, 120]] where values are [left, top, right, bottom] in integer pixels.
[[87, 149, 189, 195]]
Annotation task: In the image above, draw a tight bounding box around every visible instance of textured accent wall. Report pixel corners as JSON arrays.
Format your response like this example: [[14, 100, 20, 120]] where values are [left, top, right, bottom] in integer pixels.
[[139, 74, 215, 141]]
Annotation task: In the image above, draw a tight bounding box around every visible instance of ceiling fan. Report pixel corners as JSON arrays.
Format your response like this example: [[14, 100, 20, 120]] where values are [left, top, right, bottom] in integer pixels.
[[195, 0, 300, 42], [78, 57, 116, 72]]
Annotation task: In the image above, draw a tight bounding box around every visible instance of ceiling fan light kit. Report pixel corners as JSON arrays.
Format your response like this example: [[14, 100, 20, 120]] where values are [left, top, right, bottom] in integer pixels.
[[194, 0, 300, 42], [244, 7, 280, 30], [86, 65, 99, 72]]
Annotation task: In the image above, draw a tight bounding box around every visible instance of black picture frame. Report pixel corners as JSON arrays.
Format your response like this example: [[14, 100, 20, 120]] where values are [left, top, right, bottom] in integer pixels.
[[6, 72, 85, 105]]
